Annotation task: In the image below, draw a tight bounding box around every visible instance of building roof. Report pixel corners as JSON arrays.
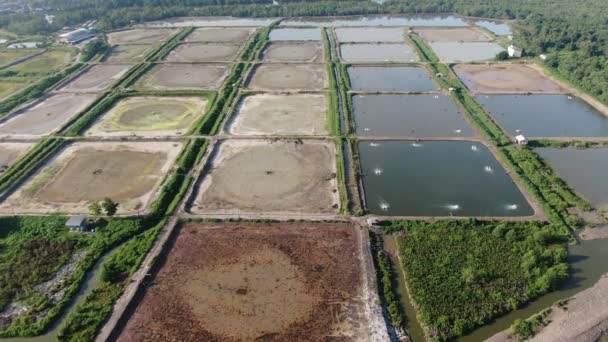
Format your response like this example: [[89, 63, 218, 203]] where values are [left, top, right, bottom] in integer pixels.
[[509, 44, 523, 52], [515, 134, 527, 141], [59, 28, 92, 43], [66, 215, 86, 226]]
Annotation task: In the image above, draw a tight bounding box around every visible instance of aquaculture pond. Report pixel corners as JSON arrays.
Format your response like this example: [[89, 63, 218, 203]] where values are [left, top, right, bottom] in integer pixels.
[[476, 95, 608, 137], [334, 27, 405, 43], [347, 66, 435, 92], [268, 28, 321, 41], [358, 140, 534, 217], [536, 147, 608, 210], [429, 42, 504, 62], [474, 20, 512, 35], [353, 94, 472, 137], [462, 238, 608, 341], [280, 15, 468, 27], [340, 43, 418, 63]]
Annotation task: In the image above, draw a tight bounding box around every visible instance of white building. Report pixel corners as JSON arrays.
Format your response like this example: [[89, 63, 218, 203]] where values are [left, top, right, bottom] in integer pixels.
[[539, 54, 547, 61], [58, 28, 93, 45], [508, 45, 523, 58], [515, 135, 528, 145]]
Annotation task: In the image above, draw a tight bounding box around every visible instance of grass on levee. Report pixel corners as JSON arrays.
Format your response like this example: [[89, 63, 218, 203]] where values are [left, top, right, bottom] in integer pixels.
[[382, 219, 569, 341]]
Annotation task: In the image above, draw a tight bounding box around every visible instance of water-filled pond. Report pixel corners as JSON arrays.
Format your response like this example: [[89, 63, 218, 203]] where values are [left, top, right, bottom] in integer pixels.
[[429, 42, 504, 62], [476, 94, 608, 137], [280, 15, 469, 27], [474, 20, 512, 35], [340, 43, 418, 63], [268, 28, 321, 41], [536, 147, 608, 210], [334, 27, 405, 43], [358, 140, 534, 217], [347, 66, 436, 92], [353, 94, 472, 137]]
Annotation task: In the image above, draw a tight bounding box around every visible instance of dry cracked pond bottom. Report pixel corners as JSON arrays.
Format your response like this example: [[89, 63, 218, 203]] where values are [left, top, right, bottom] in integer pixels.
[[0, 142, 182, 215], [262, 41, 323, 62], [228, 93, 328, 136], [164, 43, 241, 62], [118, 222, 384, 341], [85, 96, 208, 137], [190, 139, 339, 215]]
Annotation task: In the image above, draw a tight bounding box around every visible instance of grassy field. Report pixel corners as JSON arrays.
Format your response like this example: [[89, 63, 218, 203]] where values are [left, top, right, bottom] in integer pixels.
[[383, 220, 569, 341], [8, 49, 75, 75], [0, 49, 41, 67], [0, 78, 32, 99]]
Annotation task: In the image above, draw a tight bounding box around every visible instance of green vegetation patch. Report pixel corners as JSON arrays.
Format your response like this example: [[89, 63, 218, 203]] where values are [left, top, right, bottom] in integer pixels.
[[7, 49, 75, 75], [384, 220, 569, 341], [0, 216, 144, 337], [93, 96, 208, 132], [0, 49, 41, 67]]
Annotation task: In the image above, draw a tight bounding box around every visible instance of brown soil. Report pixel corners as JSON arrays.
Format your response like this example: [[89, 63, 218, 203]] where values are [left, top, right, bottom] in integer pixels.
[[190, 139, 339, 215], [0, 142, 182, 215], [247, 63, 327, 91], [118, 221, 372, 341], [453, 63, 567, 94], [164, 43, 241, 62], [0, 143, 33, 167], [262, 42, 323, 62], [136, 63, 229, 90], [0, 93, 97, 137], [415, 27, 493, 42], [185, 27, 255, 43], [107, 29, 178, 45], [59, 64, 131, 93], [104, 45, 152, 63]]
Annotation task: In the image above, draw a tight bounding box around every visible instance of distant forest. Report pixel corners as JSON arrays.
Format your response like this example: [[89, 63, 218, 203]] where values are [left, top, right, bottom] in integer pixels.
[[1, 0, 607, 104]]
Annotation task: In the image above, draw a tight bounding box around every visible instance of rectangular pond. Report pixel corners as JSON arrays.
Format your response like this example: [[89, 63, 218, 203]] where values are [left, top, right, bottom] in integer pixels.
[[474, 20, 512, 35], [476, 94, 608, 137], [429, 42, 504, 62], [536, 147, 608, 210], [353, 94, 473, 137], [358, 140, 534, 217], [334, 27, 405, 43], [280, 15, 469, 27], [348, 66, 435, 92], [340, 43, 418, 63], [269, 28, 321, 41]]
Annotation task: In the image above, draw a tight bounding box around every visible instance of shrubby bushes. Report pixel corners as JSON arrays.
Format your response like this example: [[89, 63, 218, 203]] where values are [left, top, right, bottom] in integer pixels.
[[383, 220, 568, 341]]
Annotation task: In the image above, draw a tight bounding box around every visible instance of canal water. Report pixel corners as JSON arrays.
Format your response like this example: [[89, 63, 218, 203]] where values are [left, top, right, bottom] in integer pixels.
[[429, 42, 504, 62], [1, 247, 120, 342], [340, 43, 419, 63], [348, 66, 436, 92], [536, 147, 608, 210], [358, 140, 534, 217], [476, 94, 608, 138], [353, 94, 473, 137]]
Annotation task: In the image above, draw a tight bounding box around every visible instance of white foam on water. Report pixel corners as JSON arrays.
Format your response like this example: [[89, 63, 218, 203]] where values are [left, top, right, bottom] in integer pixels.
[[505, 204, 518, 210], [445, 204, 461, 211], [471, 145, 479, 151], [484, 165, 494, 173], [373, 168, 383, 175]]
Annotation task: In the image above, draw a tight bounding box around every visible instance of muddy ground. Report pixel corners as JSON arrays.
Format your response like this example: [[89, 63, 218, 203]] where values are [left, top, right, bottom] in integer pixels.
[[190, 139, 339, 215], [118, 221, 383, 342], [262, 42, 323, 62], [228, 93, 328, 136], [164, 43, 241, 62], [85, 96, 208, 137], [107, 28, 178, 45], [0, 141, 182, 215], [453, 63, 567, 94], [415, 27, 493, 42], [58, 64, 132, 93], [246, 63, 327, 91], [0, 93, 97, 137], [104, 45, 153, 63], [0, 142, 34, 167], [185, 27, 255, 43], [136, 63, 229, 90]]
